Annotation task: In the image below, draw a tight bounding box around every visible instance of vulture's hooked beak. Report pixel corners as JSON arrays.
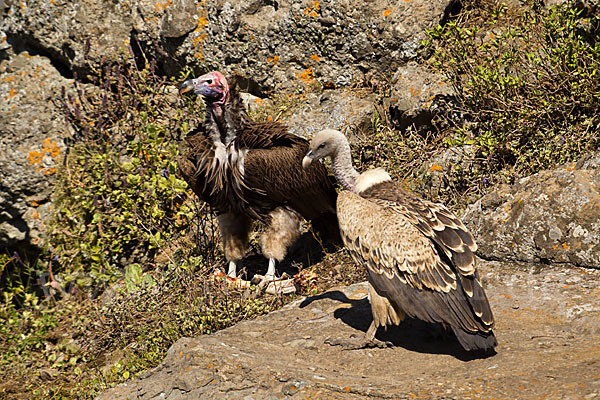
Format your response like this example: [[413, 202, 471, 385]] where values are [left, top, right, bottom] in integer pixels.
[[302, 151, 314, 170], [179, 79, 196, 95]]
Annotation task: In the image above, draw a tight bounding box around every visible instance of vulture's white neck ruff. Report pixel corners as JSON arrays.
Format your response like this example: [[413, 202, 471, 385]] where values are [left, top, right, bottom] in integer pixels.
[[355, 168, 392, 194], [206, 140, 247, 190]]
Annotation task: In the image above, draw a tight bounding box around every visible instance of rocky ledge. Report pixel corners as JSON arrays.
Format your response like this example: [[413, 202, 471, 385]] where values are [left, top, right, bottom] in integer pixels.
[[98, 259, 600, 400]]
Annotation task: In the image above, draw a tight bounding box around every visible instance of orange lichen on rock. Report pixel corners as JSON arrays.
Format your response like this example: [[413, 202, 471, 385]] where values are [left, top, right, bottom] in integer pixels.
[[155, 1, 172, 12], [296, 66, 315, 85], [28, 150, 44, 168], [191, 1, 208, 60], [304, 1, 320, 17], [27, 138, 61, 175], [42, 138, 61, 158]]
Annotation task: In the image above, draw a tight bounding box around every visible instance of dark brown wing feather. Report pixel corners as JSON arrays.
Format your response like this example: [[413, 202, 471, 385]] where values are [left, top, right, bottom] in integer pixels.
[[178, 127, 213, 203], [337, 186, 496, 351], [360, 181, 494, 325], [239, 121, 337, 220]]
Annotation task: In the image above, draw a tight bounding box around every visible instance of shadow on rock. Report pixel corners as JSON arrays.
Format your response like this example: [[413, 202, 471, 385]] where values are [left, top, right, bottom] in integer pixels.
[[301, 290, 496, 361]]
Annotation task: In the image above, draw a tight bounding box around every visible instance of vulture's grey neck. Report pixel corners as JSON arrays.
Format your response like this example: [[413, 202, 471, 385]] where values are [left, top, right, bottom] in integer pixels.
[[331, 138, 360, 192], [208, 104, 235, 147]]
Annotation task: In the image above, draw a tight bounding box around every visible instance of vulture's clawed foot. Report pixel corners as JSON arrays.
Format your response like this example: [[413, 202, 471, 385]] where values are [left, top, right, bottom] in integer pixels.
[[212, 269, 250, 289], [251, 273, 296, 295], [325, 334, 392, 350]]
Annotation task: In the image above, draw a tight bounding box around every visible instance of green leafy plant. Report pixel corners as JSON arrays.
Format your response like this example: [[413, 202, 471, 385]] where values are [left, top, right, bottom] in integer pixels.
[[0, 44, 307, 399], [49, 55, 207, 292]]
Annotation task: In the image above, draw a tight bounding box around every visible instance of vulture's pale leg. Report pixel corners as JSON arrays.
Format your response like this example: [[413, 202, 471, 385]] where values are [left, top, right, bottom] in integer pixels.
[[227, 261, 238, 278], [255, 208, 301, 291], [325, 282, 400, 349], [365, 319, 379, 342], [265, 257, 276, 281], [217, 213, 252, 279]]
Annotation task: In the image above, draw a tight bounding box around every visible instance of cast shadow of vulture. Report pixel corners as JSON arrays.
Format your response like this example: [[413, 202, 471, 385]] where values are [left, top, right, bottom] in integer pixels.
[[300, 290, 497, 361]]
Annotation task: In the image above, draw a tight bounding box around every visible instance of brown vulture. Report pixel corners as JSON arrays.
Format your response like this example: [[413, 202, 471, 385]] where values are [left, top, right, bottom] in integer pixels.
[[178, 71, 339, 285], [302, 129, 497, 352]]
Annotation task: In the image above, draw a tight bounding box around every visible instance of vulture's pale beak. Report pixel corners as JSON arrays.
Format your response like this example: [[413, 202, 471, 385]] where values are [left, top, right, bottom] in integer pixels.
[[179, 79, 195, 95], [302, 151, 314, 170]]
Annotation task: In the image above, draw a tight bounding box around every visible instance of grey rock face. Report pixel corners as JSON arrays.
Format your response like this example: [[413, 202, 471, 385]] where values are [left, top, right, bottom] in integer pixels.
[[464, 161, 600, 268], [0, 0, 136, 76], [161, 0, 198, 38], [0, 53, 71, 251], [0, 0, 454, 90], [387, 61, 454, 130], [185, 0, 453, 92]]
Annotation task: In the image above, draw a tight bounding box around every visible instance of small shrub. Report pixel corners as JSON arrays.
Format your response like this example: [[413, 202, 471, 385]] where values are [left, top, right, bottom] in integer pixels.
[[0, 261, 280, 399], [0, 46, 307, 399], [425, 0, 600, 188]]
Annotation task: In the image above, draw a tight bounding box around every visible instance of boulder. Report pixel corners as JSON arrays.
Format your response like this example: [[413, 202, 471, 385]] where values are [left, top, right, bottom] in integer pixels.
[[386, 61, 455, 130], [0, 0, 136, 77], [160, 0, 199, 39], [284, 89, 375, 139], [0, 52, 71, 251], [464, 159, 600, 268]]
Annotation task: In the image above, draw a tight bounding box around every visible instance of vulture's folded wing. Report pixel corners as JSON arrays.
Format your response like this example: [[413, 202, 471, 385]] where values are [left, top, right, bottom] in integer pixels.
[[240, 124, 338, 220], [337, 189, 494, 336]]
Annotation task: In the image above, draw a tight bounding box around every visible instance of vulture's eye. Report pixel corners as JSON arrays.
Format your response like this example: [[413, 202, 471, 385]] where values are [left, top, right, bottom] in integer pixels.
[[318, 143, 326, 149], [206, 79, 213, 84]]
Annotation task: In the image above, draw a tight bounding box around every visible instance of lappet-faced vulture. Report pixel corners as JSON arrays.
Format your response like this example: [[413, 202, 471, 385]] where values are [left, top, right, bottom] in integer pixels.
[[178, 72, 339, 285], [302, 129, 497, 352]]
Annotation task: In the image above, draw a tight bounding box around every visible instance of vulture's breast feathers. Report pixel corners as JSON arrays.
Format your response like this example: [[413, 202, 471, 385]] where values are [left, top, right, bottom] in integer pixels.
[[199, 140, 249, 192], [180, 128, 258, 217]]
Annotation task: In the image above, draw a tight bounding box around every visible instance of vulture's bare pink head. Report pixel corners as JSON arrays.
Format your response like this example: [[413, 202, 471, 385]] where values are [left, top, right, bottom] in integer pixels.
[[179, 71, 230, 107]]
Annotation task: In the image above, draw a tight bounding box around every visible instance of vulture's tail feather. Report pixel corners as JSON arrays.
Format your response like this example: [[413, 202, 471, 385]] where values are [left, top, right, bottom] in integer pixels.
[[452, 326, 498, 352]]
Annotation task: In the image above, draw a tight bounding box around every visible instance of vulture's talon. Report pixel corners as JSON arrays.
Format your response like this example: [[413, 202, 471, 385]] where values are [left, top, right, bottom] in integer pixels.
[[251, 274, 264, 286], [258, 276, 271, 290], [252, 273, 290, 287], [372, 339, 393, 349], [251, 274, 296, 295]]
